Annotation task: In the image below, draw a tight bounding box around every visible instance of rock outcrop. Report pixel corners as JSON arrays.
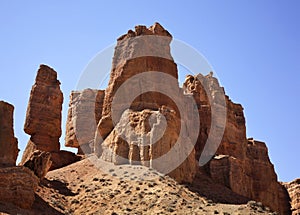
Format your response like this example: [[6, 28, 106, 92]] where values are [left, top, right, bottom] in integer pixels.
[[283, 179, 300, 215], [0, 166, 38, 209], [23, 150, 52, 179], [21, 65, 80, 170], [0, 101, 18, 167], [183, 74, 291, 214], [65, 89, 105, 154]]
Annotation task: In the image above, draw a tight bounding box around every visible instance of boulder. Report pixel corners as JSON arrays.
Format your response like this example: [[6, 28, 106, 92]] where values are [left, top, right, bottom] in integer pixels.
[[50, 150, 81, 170], [0, 101, 18, 167], [23, 150, 52, 179]]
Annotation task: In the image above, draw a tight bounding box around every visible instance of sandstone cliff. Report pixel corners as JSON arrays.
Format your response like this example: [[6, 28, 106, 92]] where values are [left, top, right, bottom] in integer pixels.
[[92, 23, 293, 214], [184, 74, 291, 214]]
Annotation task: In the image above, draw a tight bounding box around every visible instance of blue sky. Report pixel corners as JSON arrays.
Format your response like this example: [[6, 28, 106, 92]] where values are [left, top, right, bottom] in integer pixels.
[[0, 1, 299, 182]]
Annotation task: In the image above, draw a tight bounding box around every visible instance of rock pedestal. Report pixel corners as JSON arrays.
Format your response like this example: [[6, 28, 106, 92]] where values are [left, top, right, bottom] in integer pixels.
[[21, 64, 63, 164], [21, 65, 80, 170]]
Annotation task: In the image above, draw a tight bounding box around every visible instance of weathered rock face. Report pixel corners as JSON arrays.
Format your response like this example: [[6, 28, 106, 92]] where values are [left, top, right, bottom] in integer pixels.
[[283, 179, 300, 215], [22, 64, 63, 165], [65, 89, 105, 154], [98, 22, 179, 140], [183, 73, 227, 161], [0, 101, 18, 167], [0, 166, 38, 209], [100, 108, 197, 183], [183, 74, 291, 214], [23, 150, 52, 179], [209, 141, 290, 214]]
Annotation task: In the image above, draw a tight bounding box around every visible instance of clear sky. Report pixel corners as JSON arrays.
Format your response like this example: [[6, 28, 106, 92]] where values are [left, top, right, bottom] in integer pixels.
[[0, 1, 299, 182]]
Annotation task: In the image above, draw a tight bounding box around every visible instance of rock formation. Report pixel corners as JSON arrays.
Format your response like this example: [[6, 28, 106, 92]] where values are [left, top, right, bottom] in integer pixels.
[[183, 74, 291, 214], [0, 101, 39, 209], [22, 64, 63, 161], [283, 179, 300, 215], [23, 150, 52, 179], [65, 89, 105, 154], [21, 65, 80, 170], [0, 166, 38, 209], [93, 23, 199, 183], [97, 22, 179, 140], [0, 101, 18, 167]]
